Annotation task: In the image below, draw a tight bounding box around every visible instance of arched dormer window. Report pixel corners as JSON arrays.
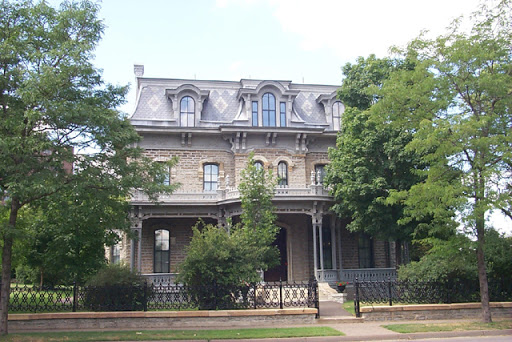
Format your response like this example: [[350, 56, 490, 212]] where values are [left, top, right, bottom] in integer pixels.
[[262, 93, 276, 127], [277, 161, 288, 187], [180, 96, 195, 127], [154, 229, 170, 273], [332, 101, 343, 130]]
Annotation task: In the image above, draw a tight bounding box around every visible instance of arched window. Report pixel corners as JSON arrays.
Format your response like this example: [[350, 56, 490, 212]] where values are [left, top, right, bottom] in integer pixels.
[[262, 93, 276, 127], [332, 102, 343, 130], [254, 161, 264, 171], [277, 161, 288, 187], [180, 96, 195, 127], [154, 229, 170, 273], [203, 164, 219, 191]]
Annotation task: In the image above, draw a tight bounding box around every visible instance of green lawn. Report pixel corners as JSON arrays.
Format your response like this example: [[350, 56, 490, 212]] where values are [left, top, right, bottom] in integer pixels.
[[5, 327, 343, 341], [383, 320, 512, 333], [342, 300, 355, 315]]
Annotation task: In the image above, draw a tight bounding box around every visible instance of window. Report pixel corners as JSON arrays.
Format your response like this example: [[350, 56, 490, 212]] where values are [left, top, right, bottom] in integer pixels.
[[262, 93, 276, 127], [154, 229, 170, 273], [332, 102, 343, 130], [180, 96, 195, 127], [157, 163, 170, 185], [315, 164, 326, 185], [358, 234, 374, 268], [111, 243, 121, 264], [315, 217, 332, 269], [252, 101, 258, 126], [203, 164, 219, 191], [277, 161, 288, 187], [254, 161, 264, 171], [280, 102, 286, 127]]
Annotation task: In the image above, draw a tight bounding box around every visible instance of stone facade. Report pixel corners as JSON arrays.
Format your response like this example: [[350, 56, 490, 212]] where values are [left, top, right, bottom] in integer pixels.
[[111, 65, 397, 284]]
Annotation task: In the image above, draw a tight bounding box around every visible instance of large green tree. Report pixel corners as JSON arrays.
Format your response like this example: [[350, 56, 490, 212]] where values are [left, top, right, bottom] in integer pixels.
[[380, 1, 512, 322], [326, 56, 444, 262], [0, 0, 176, 334]]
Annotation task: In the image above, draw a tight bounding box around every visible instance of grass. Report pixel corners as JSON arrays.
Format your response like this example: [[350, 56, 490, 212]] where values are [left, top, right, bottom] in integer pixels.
[[383, 320, 512, 333], [342, 300, 355, 316], [4, 327, 342, 341]]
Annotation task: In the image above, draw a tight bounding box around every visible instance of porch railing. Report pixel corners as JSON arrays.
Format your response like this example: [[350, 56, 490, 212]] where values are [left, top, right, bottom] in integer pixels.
[[339, 268, 397, 282], [131, 185, 330, 204], [143, 273, 177, 286], [316, 269, 338, 283]]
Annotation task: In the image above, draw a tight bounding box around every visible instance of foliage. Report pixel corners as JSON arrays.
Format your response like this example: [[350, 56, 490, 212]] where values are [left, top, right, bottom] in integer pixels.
[[381, 0, 512, 322], [398, 229, 512, 284], [84, 264, 148, 311], [326, 55, 443, 248], [0, 0, 177, 333], [178, 154, 279, 309]]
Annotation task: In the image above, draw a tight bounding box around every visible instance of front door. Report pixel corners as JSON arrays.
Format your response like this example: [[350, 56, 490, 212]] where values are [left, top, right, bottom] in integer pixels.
[[264, 227, 288, 282]]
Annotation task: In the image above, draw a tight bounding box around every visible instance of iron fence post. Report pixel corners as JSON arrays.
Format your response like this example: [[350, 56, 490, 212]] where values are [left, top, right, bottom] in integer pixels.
[[253, 283, 257, 309], [279, 278, 283, 309], [355, 277, 360, 318], [143, 281, 148, 312], [388, 277, 393, 306], [72, 282, 77, 312]]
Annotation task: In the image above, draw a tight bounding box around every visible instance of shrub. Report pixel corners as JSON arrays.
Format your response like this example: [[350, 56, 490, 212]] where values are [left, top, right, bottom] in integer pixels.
[[83, 264, 149, 311]]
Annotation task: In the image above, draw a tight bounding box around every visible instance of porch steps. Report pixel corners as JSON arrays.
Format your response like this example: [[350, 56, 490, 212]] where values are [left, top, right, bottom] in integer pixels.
[[318, 282, 339, 301]]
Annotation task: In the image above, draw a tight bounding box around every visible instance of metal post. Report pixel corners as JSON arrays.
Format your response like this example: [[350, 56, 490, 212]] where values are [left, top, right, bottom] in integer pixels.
[[388, 276, 393, 306], [355, 277, 360, 318], [72, 282, 77, 312], [143, 281, 148, 312], [253, 283, 257, 309], [279, 278, 283, 309]]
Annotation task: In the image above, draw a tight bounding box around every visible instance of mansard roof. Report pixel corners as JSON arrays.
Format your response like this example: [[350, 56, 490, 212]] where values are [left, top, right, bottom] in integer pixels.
[[130, 74, 341, 131]]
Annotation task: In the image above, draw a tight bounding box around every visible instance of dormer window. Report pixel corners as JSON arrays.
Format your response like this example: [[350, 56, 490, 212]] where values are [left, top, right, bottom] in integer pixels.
[[332, 101, 343, 130], [262, 93, 276, 127], [180, 96, 195, 127]]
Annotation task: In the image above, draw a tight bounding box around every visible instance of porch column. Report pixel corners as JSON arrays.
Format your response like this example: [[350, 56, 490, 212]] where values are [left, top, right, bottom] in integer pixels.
[[331, 215, 337, 270], [311, 204, 323, 281], [130, 208, 142, 272]]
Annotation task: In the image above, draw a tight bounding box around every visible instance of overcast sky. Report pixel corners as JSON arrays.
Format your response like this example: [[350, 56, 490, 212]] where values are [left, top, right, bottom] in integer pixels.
[[64, 0, 509, 235]]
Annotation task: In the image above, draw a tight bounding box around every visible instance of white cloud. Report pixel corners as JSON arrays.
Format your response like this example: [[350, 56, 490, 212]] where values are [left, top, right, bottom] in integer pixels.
[[268, 0, 481, 60]]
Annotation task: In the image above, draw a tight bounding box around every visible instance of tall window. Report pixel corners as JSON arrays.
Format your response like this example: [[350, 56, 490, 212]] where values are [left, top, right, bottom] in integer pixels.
[[332, 101, 343, 130], [280, 102, 286, 127], [111, 244, 121, 264], [180, 96, 195, 127], [358, 234, 374, 268], [203, 164, 219, 191], [315, 164, 326, 185], [252, 101, 258, 126], [254, 161, 264, 171], [277, 161, 288, 187], [154, 229, 170, 273], [316, 217, 332, 269], [262, 93, 276, 127]]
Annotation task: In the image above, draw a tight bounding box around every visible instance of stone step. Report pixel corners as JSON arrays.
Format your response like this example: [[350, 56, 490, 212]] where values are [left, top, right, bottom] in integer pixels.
[[316, 317, 364, 324]]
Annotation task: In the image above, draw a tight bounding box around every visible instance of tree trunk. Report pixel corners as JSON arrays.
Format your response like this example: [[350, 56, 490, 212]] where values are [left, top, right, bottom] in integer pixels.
[[0, 199, 20, 335], [476, 215, 492, 323]]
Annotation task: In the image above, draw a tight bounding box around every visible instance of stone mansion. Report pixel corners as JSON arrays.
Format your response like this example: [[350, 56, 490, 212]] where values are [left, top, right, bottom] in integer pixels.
[[110, 65, 398, 284]]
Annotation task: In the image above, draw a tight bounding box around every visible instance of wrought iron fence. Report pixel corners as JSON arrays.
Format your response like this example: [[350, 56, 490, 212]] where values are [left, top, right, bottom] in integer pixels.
[[5, 280, 318, 314], [354, 278, 512, 317]]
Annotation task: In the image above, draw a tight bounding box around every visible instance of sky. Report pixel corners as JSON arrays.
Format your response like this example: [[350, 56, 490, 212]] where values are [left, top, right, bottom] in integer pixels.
[[50, 0, 511, 235]]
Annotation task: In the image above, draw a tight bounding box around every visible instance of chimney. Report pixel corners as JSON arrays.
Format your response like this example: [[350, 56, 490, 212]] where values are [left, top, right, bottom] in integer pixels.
[[134, 64, 144, 77]]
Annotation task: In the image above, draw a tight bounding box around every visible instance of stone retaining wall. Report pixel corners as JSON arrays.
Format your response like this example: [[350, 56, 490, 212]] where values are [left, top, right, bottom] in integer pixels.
[[9, 308, 318, 331], [361, 302, 512, 321]]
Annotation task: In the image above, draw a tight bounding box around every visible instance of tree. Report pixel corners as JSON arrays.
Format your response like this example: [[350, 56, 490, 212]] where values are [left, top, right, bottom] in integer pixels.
[[382, 1, 512, 322], [326, 56, 448, 263], [178, 154, 279, 308], [0, 1, 176, 334]]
